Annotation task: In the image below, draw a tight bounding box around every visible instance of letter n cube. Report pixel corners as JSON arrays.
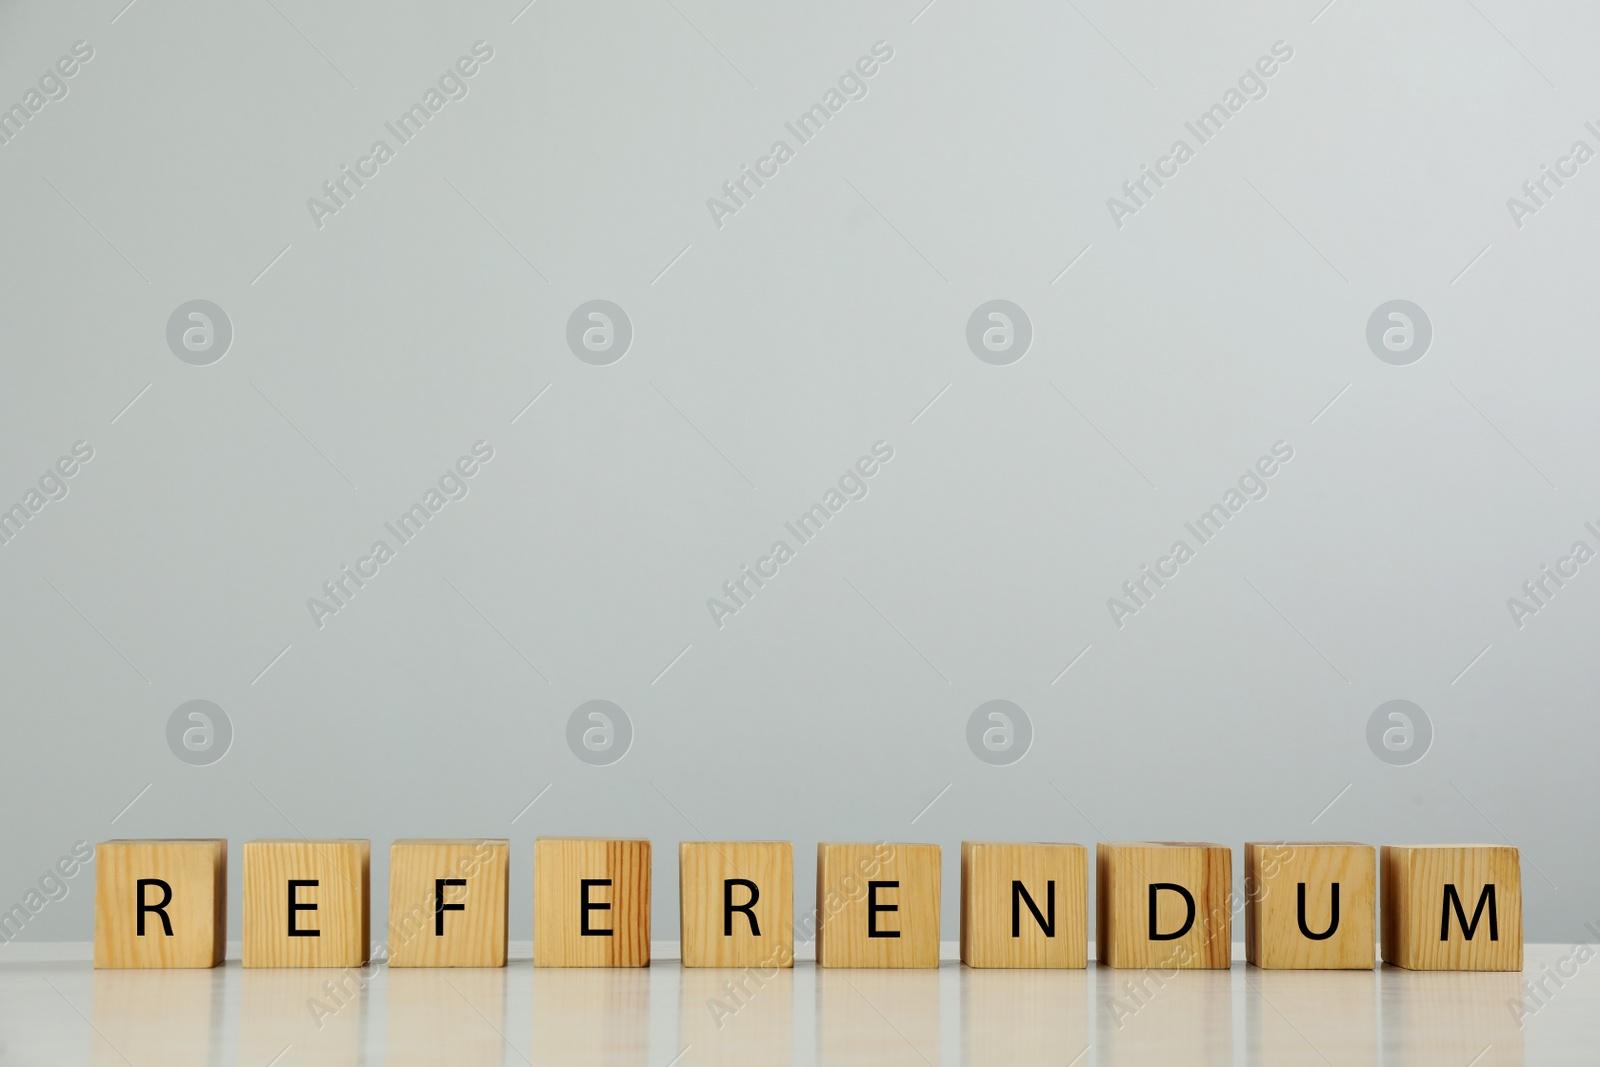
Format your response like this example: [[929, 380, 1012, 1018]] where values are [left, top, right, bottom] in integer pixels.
[[242, 839, 370, 968], [1381, 845, 1521, 970], [387, 839, 509, 967], [94, 839, 226, 968], [679, 841, 792, 968], [1096, 842, 1231, 969], [533, 838, 650, 967], [960, 842, 1086, 968]]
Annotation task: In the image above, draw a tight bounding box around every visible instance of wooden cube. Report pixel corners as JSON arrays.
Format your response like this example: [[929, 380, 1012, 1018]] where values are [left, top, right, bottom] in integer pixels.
[[387, 839, 508, 968], [1096, 842, 1231, 969], [1244, 841, 1375, 969], [1381, 845, 1521, 970], [533, 838, 650, 967], [679, 841, 792, 968], [960, 842, 1087, 968], [816, 843, 940, 968], [94, 840, 225, 969], [242, 839, 370, 968]]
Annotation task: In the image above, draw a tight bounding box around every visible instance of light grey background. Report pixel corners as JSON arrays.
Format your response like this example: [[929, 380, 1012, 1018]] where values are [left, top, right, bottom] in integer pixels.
[[1, 0, 1596, 944]]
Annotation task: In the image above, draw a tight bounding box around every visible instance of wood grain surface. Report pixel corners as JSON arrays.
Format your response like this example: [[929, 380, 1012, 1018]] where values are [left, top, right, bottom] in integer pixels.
[[533, 838, 651, 967], [242, 839, 369, 968], [94, 839, 226, 969]]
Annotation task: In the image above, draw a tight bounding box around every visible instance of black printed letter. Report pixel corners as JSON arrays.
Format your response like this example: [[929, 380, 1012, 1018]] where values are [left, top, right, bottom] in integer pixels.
[[867, 880, 900, 938], [1148, 883, 1195, 941], [288, 880, 319, 937], [135, 878, 172, 936], [436, 878, 466, 936], [1012, 880, 1055, 937], [724, 878, 760, 936], [581, 878, 613, 936]]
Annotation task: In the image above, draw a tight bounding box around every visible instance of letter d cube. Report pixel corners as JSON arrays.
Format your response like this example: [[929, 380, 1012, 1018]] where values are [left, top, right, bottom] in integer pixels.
[[1096, 842, 1231, 969], [94, 840, 226, 968]]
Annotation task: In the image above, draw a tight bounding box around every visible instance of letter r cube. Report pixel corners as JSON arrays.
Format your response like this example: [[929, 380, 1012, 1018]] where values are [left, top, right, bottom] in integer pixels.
[[94, 839, 226, 968], [679, 841, 792, 968]]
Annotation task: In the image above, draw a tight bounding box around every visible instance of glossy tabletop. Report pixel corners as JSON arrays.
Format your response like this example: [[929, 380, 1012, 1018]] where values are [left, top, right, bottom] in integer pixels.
[[0, 945, 1589, 1065]]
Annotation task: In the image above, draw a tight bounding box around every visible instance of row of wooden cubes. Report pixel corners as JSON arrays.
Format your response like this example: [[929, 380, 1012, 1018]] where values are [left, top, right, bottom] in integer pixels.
[[93, 839, 1521, 971]]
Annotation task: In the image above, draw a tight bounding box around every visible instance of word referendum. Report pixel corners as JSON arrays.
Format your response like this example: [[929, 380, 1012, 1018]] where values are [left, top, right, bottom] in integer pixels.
[[1106, 40, 1294, 229], [706, 40, 895, 229], [85, 838, 1520, 974], [307, 441, 495, 629], [0, 40, 94, 149], [307, 41, 495, 229], [1107, 440, 1294, 628], [706, 440, 895, 628], [0, 440, 94, 548]]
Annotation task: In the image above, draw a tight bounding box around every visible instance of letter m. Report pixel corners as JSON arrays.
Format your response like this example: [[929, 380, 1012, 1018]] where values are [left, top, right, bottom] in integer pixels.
[[1442, 883, 1498, 941]]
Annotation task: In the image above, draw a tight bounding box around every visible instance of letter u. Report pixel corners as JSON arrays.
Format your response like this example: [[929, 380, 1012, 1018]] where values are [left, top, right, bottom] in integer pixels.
[[1297, 881, 1340, 940]]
